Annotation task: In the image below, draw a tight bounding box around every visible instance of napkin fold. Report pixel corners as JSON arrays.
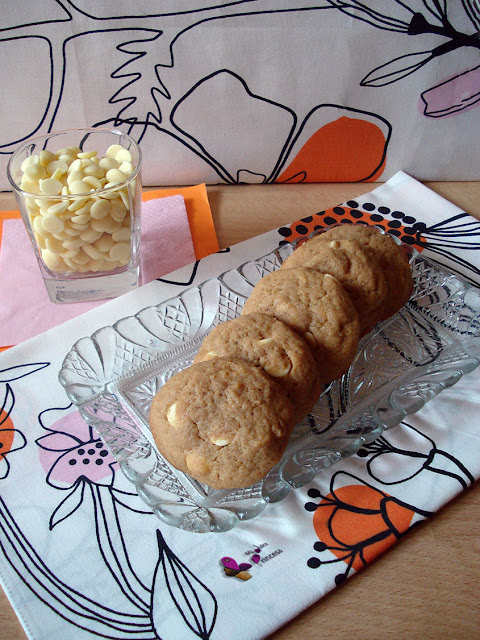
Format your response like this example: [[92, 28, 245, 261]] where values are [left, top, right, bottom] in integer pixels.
[[0, 185, 218, 347]]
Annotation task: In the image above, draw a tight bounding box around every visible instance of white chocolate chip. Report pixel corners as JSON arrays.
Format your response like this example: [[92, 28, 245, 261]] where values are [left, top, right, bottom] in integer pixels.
[[69, 221, 90, 231], [106, 144, 124, 159], [105, 168, 126, 184], [210, 436, 231, 447], [20, 155, 39, 172], [67, 196, 90, 211], [112, 228, 131, 242], [90, 199, 111, 219], [41, 214, 65, 234], [83, 175, 103, 190], [35, 234, 47, 250], [70, 250, 91, 265], [257, 337, 273, 345], [58, 154, 75, 165], [82, 244, 104, 259], [115, 148, 132, 164], [263, 360, 292, 378], [185, 452, 210, 475], [99, 156, 120, 171], [77, 150, 97, 159], [80, 228, 103, 243], [45, 236, 64, 254], [46, 160, 68, 176], [119, 188, 130, 209], [64, 226, 82, 236], [94, 234, 115, 252], [118, 161, 134, 176], [62, 238, 86, 249], [204, 351, 218, 359], [20, 179, 40, 193], [110, 201, 127, 221], [26, 197, 39, 211], [166, 403, 181, 428], [52, 231, 71, 241], [70, 214, 91, 225], [99, 183, 121, 199], [32, 215, 47, 236], [42, 249, 66, 271], [24, 163, 47, 181], [47, 201, 70, 216], [91, 216, 115, 233], [39, 178, 63, 196], [109, 242, 130, 263], [68, 179, 90, 195], [60, 248, 80, 259], [39, 150, 56, 167], [68, 158, 83, 173], [83, 163, 104, 178]]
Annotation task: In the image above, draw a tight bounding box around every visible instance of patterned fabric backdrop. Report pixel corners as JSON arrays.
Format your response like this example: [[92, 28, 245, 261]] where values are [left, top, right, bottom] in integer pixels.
[[1, 1, 480, 189]]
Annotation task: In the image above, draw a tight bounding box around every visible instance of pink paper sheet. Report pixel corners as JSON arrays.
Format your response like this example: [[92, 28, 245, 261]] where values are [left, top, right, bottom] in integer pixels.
[[0, 195, 195, 346]]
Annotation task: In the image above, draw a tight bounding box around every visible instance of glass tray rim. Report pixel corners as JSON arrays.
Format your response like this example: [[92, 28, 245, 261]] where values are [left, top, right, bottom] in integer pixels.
[[58, 230, 480, 533]]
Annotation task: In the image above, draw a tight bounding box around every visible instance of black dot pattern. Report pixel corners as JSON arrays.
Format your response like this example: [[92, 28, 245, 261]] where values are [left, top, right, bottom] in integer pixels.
[[65, 440, 110, 468], [277, 201, 423, 249], [295, 224, 309, 235]]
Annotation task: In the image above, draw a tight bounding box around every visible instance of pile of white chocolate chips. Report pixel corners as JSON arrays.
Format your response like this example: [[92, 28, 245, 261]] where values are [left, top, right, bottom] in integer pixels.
[[18, 144, 137, 274]]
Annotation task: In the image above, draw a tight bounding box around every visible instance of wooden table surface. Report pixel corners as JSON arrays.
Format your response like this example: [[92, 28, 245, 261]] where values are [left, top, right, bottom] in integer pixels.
[[1, 181, 479, 640]]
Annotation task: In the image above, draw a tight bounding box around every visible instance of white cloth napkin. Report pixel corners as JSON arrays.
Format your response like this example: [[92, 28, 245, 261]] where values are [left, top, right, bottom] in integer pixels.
[[0, 172, 479, 640]]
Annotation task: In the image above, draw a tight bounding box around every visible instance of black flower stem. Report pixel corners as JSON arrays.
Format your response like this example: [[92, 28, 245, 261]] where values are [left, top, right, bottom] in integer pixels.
[[409, 11, 480, 50]]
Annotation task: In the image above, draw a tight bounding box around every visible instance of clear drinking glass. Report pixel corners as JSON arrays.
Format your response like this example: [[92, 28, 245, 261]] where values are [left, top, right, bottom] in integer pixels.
[[7, 128, 142, 303]]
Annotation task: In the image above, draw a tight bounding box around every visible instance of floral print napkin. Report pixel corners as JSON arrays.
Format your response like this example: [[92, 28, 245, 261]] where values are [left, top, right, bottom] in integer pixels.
[[0, 172, 479, 640]]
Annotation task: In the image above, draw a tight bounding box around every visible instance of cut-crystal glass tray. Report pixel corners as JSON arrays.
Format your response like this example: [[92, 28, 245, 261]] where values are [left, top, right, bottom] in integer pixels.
[[59, 233, 480, 533]]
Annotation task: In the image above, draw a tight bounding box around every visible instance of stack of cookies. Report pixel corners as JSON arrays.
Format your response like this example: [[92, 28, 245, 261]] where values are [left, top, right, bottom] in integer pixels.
[[149, 224, 414, 490]]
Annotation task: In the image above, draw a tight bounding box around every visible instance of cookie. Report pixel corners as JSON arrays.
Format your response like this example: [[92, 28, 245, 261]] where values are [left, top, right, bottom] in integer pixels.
[[241, 267, 360, 384], [194, 312, 322, 423], [280, 236, 388, 335], [149, 357, 294, 490], [321, 224, 413, 321]]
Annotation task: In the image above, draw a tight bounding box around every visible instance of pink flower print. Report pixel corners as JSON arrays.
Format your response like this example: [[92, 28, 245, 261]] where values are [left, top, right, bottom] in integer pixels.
[[420, 64, 480, 118], [37, 405, 117, 489]]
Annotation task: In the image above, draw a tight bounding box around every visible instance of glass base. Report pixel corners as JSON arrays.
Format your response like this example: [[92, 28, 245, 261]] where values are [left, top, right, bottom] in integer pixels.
[[43, 264, 140, 303]]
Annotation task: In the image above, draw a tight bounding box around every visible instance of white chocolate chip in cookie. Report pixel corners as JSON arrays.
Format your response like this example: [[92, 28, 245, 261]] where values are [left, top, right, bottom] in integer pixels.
[[185, 451, 210, 475], [263, 359, 292, 378], [210, 436, 231, 447], [203, 350, 218, 360], [324, 273, 340, 284], [166, 403, 181, 428], [257, 337, 273, 346], [329, 240, 340, 248]]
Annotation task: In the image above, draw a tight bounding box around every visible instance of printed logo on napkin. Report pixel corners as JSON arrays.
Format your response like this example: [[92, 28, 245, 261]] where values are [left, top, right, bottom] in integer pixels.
[[221, 542, 283, 581]]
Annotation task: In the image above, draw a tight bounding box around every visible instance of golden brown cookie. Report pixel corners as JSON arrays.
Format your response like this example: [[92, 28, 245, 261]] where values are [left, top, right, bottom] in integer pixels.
[[194, 313, 322, 423], [241, 267, 360, 384], [280, 236, 388, 336], [321, 224, 414, 322], [149, 357, 294, 490]]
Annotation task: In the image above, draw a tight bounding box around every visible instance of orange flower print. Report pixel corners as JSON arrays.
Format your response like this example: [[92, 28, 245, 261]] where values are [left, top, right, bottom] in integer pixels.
[[0, 362, 46, 479], [305, 472, 431, 585], [276, 114, 388, 183]]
